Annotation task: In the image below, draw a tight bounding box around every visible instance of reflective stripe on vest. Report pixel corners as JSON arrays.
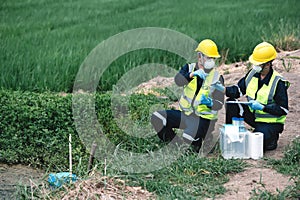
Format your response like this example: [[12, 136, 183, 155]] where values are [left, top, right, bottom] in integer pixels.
[[245, 69, 257, 87], [245, 69, 288, 124], [178, 64, 218, 120]]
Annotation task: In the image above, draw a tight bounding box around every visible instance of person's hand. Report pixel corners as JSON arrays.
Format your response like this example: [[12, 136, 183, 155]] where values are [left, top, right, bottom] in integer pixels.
[[249, 100, 264, 110], [193, 69, 207, 80], [211, 81, 225, 93], [200, 94, 213, 107]]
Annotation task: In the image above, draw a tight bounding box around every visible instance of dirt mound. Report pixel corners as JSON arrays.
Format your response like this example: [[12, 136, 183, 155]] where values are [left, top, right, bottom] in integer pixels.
[[134, 75, 174, 96]]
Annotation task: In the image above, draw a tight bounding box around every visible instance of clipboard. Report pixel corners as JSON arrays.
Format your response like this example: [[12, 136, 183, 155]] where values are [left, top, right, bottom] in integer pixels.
[[226, 101, 252, 105]]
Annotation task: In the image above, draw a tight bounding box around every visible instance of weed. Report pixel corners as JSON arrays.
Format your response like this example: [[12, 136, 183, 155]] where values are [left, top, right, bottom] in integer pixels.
[[281, 59, 293, 72], [224, 69, 230, 75], [246, 62, 252, 72], [220, 48, 230, 65]]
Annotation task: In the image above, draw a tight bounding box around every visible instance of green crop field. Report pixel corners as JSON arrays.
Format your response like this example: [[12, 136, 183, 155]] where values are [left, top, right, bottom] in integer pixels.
[[1, 0, 299, 92]]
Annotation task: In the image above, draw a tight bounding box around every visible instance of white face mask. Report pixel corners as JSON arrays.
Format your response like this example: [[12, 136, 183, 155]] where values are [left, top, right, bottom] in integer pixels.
[[253, 65, 262, 73], [204, 59, 215, 69]]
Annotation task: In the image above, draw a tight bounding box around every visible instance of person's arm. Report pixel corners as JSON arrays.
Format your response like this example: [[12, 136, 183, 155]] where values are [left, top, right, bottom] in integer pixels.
[[263, 80, 289, 116], [212, 76, 225, 110], [174, 64, 193, 86], [225, 76, 247, 99]]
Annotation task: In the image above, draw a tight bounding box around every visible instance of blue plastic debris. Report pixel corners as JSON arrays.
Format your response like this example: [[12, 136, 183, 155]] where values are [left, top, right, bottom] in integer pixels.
[[48, 172, 77, 188]]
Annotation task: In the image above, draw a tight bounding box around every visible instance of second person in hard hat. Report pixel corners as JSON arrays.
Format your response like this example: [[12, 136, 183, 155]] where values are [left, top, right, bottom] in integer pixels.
[[212, 42, 290, 151], [151, 39, 225, 153]]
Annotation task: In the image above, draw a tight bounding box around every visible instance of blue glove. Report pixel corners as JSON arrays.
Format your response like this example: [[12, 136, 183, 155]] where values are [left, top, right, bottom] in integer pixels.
[[193, 69, 208, 80], [200, 94, 213, 107], [249, 100, 264, 110], [211, 81, 225, 93]]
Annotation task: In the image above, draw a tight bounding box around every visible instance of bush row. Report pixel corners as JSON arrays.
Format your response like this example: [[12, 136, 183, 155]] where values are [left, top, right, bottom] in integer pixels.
[[0, 90, 167, 171]]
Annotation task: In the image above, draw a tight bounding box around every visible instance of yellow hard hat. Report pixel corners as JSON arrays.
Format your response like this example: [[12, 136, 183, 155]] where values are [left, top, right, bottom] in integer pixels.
[[195, 39, 221, 58], [249, 42, 277, 65]]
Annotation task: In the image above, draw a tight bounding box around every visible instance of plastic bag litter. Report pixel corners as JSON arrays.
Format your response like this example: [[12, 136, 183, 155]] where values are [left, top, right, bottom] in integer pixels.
[[48, 172, 77, 188]]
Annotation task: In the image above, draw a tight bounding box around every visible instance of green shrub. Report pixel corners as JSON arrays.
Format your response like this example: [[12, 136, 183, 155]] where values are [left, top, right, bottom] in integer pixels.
[[0, 90, 83, 171], [0, 90, 167, 171]]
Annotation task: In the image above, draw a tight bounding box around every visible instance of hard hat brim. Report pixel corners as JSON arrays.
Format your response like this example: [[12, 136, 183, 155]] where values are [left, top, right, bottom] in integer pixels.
[[195, 48, 221, 58], [249, 55, 266, 65]]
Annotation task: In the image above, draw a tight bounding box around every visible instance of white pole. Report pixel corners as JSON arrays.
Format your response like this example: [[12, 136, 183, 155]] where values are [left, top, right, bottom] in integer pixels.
[[69, 134, 72, 183]]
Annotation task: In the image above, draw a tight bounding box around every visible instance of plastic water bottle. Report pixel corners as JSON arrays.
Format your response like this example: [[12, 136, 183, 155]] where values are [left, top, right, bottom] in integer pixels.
[[232, 117, 240, 126], [48, 172, 77, 188], [238, 118, 247, 132], [233, 117, 247, 158], [232, 117, 246, 132], [238, 118, 249, 158]]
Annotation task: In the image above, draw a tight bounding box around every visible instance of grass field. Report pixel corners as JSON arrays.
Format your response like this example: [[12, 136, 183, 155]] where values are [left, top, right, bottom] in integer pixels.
[[1, 0, 299, 92]]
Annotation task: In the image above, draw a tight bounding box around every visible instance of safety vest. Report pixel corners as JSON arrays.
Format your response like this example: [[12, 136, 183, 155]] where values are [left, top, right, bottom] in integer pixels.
[[179, 63, 219, 120], [245, 69, 289, 124]]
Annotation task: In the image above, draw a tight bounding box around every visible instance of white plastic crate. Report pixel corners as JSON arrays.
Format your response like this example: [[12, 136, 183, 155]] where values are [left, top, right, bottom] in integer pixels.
[[220, 124, 249, 159]]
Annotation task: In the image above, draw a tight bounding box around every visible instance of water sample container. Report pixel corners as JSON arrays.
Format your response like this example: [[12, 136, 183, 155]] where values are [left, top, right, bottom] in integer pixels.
[[220, 124, 249, 159], [232, 117, 240, 126]]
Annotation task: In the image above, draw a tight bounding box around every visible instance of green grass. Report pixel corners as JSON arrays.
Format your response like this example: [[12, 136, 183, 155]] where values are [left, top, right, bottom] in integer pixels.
[[121, 155, 246, 199], [1, 0, 299, 92], [16, 154, 248, 199]]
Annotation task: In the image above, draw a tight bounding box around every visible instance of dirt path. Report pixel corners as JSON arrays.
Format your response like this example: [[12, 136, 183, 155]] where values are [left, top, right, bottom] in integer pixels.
[[0, 164, 44, 200]]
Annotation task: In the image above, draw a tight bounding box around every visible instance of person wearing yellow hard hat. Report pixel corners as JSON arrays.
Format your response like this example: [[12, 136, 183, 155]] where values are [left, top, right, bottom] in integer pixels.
[[212, 42, 290, 151], [151, 39, 225, 153]]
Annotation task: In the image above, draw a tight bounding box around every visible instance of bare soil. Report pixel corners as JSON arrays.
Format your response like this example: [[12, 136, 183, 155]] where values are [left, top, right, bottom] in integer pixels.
[[0, 164, 44, 199]]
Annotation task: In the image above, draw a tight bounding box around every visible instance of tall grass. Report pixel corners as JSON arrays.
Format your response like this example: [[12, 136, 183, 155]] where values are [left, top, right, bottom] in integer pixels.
[[1, 0, 299, 92], [262, 19, 300, 51]]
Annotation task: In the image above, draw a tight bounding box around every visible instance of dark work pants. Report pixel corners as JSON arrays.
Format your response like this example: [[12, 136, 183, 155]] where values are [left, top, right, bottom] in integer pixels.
[[225, 98, 283, 150], [151, 110, 216, 151]]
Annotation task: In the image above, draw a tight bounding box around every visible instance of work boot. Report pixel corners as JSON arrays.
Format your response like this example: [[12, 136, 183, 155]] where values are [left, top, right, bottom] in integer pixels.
[[265, 133, 279, 151], [265, 140, 278, 151]]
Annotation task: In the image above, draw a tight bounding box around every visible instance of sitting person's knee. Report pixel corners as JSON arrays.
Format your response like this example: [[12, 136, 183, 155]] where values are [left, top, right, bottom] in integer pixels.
[[151, 111, 166, 132]]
